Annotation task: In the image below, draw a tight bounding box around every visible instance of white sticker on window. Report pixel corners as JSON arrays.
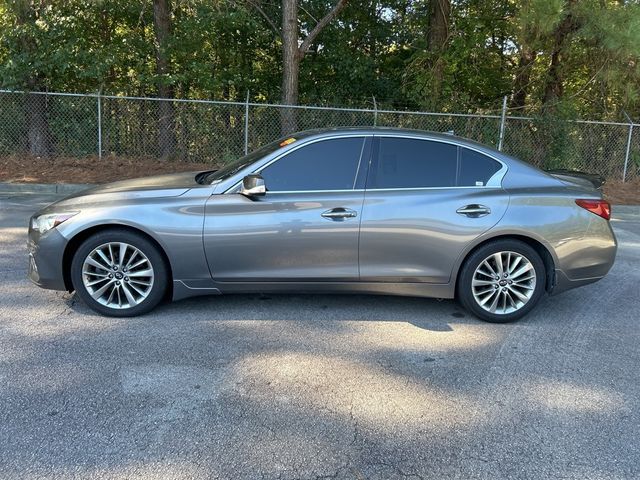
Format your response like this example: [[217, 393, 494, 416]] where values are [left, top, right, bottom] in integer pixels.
[[476, 181, 484, 186]]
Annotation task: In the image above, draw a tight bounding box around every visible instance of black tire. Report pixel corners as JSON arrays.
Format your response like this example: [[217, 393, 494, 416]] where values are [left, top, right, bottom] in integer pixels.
[[457, 239, 546, 323], [70, 229, 169, 317]]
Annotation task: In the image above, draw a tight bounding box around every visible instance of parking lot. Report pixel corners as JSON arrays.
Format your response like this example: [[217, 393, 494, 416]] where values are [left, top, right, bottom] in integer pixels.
[[1, 193, 639, 479]]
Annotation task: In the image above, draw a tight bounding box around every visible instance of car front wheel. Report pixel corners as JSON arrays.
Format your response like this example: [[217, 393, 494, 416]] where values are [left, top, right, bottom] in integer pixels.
[[458, 239, 546, 323], [70, 229, 168, 317]]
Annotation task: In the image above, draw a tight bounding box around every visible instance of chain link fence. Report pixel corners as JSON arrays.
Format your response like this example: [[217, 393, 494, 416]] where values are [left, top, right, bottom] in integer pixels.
[[1, 90, 638, 181]]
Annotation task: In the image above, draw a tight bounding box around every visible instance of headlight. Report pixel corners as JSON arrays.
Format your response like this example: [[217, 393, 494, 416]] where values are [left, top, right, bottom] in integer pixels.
[[30, 211, 79, 234]]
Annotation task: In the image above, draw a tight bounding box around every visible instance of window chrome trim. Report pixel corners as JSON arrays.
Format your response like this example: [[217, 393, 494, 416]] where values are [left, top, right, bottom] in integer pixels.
[[224, 133, 371, 194], [363, 185, 502, 193]]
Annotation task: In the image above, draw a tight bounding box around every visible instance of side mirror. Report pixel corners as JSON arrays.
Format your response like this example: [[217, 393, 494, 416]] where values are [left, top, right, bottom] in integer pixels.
[[240, 174, 266, 197]]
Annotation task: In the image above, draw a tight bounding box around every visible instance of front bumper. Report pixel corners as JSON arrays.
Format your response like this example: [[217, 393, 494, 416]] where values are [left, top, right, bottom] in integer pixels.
[[27, 226, 69, 291]]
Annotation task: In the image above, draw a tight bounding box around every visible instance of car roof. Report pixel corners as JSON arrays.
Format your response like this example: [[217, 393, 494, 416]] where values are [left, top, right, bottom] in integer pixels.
[[292, 126, 501, 155]]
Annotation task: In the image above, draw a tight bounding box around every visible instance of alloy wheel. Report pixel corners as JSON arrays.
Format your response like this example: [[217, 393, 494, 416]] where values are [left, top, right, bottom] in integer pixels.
[[81, 242, 155, 309], [471, 251, 536, 315]]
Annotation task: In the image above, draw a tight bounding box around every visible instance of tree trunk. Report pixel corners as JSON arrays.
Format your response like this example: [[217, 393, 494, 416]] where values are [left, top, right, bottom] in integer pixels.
[[280, 0, 300, 134], [510, 46, 537, 110], [277, 0, 348, 135], [25, 90, 54, 158], [153, 0, 177, 159], [14, 4, 54, 157], [542, 0, 579, 111], [427, 0, 451, 109]]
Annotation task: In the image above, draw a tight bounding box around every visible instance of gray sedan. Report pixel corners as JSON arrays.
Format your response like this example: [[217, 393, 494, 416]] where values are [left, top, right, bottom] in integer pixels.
[[28, 128, 617, 322]]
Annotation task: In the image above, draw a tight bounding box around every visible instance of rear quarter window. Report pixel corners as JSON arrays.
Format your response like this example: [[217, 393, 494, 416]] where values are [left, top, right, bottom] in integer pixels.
[[458, 148, 502, 186]]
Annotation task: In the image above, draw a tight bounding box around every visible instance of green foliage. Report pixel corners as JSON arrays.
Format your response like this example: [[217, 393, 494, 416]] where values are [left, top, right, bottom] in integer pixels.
[[1, 0, 640, 117]]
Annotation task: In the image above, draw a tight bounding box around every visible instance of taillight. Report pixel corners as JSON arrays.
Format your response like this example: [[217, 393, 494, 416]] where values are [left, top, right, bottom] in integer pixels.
[[575, 199, 611, 220]]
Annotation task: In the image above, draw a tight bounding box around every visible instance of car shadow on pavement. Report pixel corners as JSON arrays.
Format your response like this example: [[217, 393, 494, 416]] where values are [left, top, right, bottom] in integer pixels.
[[66, 290, 464, 332]]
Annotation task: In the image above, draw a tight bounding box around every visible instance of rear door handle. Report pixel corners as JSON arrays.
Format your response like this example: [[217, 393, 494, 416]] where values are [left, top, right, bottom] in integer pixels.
[[456, 204, 491, 217], [321, 207, 358, 220]]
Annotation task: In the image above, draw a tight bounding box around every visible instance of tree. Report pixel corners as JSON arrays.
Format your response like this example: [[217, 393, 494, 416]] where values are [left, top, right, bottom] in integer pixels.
[[249, 0, 348, 133], [153, 0, 177, 158], [9, 1, 54, 157], [426, 0, 451, 108], [541, 0, 579, 111]]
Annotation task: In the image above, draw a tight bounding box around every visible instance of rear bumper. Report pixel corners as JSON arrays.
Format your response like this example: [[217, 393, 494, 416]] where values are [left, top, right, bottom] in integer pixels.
[[551, 219, 617, 295], [27, 227, 69, 291], [552, 269, 607, 295]]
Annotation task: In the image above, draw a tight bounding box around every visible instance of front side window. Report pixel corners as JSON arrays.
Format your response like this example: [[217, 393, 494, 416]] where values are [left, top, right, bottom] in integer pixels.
[[260, 137, 365, 192], [369, 138, 458, 189]]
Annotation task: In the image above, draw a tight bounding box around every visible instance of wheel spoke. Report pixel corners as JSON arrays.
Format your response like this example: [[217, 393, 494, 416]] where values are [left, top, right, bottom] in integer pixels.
[[513, 275, 535, 284], [127, 282, 146, 296], [476, 268, 494, 278], [482, 260, 497, 277], [125, 250, 139, 269], [511, 263, 533, 280], [508, 286, 529, 303], [504, 289, 517, 309], [96, 249, 112, 269], [118, 243, 128, 268], [116, 285, 122, 307], [128, 258, 147, 270], [85, 256, 109, 271], [127, 269, 153, 278], [83, 269, 110, 278], [475, 286, 495, 296], [121, 283, 137, 306], [488, 290, 501, 312], [90, 280, 113, 300], [105, 284, 116, 305], [85, 277, 110, 287], [493, 253, 504, 277], [508, 255, 522, 274]]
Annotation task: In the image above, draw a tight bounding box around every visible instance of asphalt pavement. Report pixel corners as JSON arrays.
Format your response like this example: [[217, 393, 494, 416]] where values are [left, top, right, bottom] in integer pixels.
[[1, 193, 639, 480]]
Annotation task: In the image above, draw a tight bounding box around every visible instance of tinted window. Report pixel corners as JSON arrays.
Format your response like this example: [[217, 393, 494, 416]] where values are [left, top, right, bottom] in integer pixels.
[[370, 138, 458, 189], [459, 148, 501, 186], [260, 137, 364, 191]]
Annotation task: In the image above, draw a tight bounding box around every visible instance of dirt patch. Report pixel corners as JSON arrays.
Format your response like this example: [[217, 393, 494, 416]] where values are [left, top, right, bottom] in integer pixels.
[[603, 178, 640, 206], [1, 154, 639, 205], [0, 155, 217, 185]]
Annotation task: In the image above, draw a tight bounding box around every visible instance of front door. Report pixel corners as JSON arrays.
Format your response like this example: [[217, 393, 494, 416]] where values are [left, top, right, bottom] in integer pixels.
[[203, 136, 370, 282]]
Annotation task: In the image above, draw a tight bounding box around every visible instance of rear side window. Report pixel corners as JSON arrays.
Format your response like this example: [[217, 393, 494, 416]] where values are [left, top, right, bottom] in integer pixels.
[[459, 148, 501, 186], [369, 138, 458, 189], [260, 137, 364, 191]]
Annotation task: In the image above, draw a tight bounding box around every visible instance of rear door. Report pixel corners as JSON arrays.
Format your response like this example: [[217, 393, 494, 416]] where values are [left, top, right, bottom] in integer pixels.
[[359, 135, 509, 283], [203, 136, 370, 281]]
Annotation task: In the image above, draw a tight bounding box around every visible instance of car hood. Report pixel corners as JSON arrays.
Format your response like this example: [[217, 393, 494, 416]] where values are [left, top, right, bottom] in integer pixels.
[[49, 171, 205, 209]]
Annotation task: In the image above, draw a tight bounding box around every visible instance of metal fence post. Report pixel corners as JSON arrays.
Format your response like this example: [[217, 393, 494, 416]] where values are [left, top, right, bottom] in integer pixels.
[[622, 111, 634, 182], [244, 91, 250, 155], [372, 96, 378, 126], [497, 95, 507, 151], [97, 91, 102, 159]]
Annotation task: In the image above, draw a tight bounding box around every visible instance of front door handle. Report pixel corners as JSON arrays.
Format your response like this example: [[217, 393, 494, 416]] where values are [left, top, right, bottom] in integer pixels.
[[456, 204, 491, 217], [321, 208, 358, 220]]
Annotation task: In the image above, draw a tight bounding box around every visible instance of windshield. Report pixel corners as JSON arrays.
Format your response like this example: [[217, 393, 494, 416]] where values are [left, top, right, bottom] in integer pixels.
[[200, 136, 300, 185]]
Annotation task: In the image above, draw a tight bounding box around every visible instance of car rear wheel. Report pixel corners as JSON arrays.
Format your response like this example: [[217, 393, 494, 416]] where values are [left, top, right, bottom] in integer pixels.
[[71, 229, 168, 317], [458, 239, 546, 323]]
